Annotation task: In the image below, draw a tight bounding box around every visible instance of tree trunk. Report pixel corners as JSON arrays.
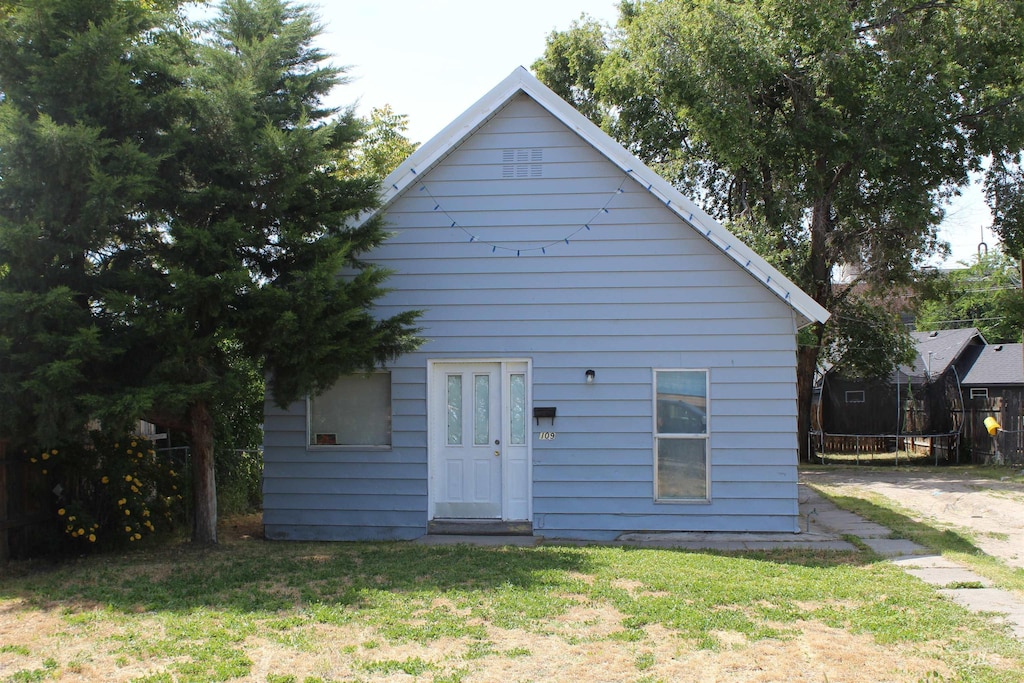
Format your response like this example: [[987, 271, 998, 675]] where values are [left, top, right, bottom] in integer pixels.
[[797, 329, 823, 462], [189, 401, 218, 545]]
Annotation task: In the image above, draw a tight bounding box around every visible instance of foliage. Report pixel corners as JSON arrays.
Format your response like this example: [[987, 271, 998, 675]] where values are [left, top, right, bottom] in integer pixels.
[[348, 104, 419, 179], [534, 0, 1024, 458], [916, 251, 1024, 343], [28, 433, 182, 551], [822, 297, 916, 380], [0, 0, 422, 544]]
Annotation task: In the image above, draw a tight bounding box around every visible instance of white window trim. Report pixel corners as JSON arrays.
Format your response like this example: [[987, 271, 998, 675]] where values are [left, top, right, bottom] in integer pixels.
[[970, 387, 989, 399], [653, 368, 711, 504], [306, 370, 393, 451], [845, 390, 866, 403]]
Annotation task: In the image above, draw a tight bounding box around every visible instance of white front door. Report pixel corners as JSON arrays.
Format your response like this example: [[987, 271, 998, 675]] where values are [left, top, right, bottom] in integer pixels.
[[429, 360, 531, 521]]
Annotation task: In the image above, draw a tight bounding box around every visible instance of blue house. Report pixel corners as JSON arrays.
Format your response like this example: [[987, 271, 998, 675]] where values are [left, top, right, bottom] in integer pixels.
[[261, 67, 830, 541]]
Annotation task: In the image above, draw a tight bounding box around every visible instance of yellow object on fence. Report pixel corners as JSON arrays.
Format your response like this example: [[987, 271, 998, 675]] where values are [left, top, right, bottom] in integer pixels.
[[985, 416, 1001, 436]]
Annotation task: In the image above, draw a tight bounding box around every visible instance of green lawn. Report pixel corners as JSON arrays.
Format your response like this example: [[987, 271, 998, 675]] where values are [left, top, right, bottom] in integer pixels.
[[1, 520, 1023, 682]]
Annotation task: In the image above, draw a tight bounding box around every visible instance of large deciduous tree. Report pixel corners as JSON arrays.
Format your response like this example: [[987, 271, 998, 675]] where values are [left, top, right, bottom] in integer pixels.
[[0, 0, 421, 544], [535, 0, 1024, 458]]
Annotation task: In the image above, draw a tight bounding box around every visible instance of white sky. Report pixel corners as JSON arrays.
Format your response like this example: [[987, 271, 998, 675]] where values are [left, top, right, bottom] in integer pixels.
[[310, 1, 991, 267]]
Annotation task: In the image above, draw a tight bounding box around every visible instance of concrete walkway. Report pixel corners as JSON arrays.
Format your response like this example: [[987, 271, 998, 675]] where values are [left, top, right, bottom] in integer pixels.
[[418, 484, 1024, 639], [799, 485, 1024, 640]]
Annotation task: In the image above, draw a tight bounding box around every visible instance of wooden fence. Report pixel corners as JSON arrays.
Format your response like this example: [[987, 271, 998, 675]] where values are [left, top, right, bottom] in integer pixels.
[[0, 441, 52, 561], [963, 396, 1024, 465]]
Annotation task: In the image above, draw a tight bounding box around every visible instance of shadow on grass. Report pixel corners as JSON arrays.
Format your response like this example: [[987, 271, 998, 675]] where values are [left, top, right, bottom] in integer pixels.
[[0, 529, 880, 618], [815, 490, 984, 557]]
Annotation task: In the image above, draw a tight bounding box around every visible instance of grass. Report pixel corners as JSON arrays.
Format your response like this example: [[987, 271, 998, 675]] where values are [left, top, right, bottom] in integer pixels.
[[809, 486, 1024, 597], [1, 525, 1023, 682]]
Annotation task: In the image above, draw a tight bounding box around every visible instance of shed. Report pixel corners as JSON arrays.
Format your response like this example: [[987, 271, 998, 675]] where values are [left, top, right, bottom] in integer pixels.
[[261, 67, 829, 541]]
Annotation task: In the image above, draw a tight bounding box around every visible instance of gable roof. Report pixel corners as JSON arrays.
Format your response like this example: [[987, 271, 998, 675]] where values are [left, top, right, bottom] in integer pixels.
[[364, 66, 829, 328], [959, 343, 1024, 386], [896, 328, 986, 381]]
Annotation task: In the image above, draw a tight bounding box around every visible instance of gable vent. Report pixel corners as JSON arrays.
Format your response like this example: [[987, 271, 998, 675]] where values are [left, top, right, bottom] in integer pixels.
[[502, 148, 543, 178]]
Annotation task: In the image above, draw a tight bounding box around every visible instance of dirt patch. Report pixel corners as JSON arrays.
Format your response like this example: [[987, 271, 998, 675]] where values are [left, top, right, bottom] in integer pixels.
[[804, 469, 1024, 568]]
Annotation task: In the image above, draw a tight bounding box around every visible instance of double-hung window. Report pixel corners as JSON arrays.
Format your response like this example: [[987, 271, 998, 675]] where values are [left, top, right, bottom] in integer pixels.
[[308, 372, 392, 447], [654, 369, 709, 501]]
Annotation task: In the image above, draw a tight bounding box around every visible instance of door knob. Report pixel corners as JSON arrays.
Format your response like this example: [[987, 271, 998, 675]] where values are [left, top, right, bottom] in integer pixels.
[[494, 450, 500, 457]]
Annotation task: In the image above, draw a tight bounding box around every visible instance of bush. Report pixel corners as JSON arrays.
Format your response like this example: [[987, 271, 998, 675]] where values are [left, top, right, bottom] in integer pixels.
[[30, 430, 185, 551]]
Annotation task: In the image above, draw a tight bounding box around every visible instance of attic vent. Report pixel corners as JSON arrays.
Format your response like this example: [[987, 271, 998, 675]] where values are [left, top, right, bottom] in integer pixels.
[[502, 148, 543, 178]]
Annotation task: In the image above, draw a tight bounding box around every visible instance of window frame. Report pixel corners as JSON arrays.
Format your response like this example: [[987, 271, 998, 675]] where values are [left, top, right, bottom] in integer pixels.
[[970, 387, 989, 399], [845, 390, 866, 404], [306, 370, 393, 450], [653, 368, 711, 503]]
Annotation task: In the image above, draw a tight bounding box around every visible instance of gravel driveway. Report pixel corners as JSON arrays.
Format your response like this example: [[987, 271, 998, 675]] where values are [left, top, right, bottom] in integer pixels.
[[802, 468, 1024, 569]]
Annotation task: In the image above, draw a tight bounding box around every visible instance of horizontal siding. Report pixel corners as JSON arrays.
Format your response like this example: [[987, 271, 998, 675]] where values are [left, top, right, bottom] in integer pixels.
[[262, 92, 804, 540]]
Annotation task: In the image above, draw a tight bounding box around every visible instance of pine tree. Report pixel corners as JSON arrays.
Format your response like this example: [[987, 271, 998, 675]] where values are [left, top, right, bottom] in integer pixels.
[[0, 0, 421, 544]]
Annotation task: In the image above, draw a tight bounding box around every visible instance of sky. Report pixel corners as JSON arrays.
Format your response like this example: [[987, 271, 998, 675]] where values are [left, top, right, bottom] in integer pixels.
[[307, 0, 992, 268]]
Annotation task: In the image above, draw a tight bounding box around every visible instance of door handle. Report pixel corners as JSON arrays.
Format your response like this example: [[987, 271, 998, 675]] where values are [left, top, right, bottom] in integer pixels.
[[494, 450, 500, 457]]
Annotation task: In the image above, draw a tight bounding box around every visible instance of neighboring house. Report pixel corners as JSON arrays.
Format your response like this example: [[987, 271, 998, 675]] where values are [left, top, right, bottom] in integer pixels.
[[959, 343, 1024, 464], [959, 343, 1024, 401], [818, 328, 984, 438], [261, 67, 829, 541]]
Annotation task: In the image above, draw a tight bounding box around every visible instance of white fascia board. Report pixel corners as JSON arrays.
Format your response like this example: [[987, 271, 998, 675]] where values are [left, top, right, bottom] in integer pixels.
[[365, 66, 830, 327]]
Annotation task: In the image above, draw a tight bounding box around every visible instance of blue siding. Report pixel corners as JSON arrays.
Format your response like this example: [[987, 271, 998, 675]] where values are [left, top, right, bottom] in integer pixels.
[[263, 93, 803, 540]]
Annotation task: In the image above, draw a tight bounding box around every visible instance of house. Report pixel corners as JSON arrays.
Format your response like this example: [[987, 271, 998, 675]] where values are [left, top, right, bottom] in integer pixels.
[[959, 343, 1024, 464], [261, 67, 829, 541], [817, 328, 984, 441]]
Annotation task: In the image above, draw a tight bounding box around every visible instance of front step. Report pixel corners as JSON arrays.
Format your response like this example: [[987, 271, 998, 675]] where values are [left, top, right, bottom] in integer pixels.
[[427, 519, 533, 536]]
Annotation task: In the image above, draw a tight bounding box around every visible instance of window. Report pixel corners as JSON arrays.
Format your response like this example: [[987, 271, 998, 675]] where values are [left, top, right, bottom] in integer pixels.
[[654, 369, 709, 501], [970, 387, 989, 399], [845, 390, 865, 403], [309, 372, 391, 447]]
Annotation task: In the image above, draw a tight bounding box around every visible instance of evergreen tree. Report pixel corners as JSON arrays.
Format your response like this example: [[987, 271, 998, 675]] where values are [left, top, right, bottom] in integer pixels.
[[0, 0, 421, 544]]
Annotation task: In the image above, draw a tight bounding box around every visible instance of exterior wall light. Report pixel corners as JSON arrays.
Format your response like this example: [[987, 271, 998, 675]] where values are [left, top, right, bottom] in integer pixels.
[[585, 369, 596, 384]]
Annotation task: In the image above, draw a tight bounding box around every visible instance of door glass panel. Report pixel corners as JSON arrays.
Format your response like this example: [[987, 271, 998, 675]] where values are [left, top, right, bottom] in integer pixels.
[[447, 375, 462, 445], [510, 374, 526, 445], [474, 375, 490, 445]]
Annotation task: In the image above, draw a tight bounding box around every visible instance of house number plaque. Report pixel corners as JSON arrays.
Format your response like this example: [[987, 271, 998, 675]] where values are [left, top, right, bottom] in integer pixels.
[[538, 432, 556, 440]]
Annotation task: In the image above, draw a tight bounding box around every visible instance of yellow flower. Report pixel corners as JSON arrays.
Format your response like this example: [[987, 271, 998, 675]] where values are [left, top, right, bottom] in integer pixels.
[[88, 534, 96, 543], [58, 508, 66, 516], [125, 526, 132, 532], [117, 498, 126, 506], [30, 457, 37, 463], [131, 486, 139, 493], [51, 449, 58, 455], [68, 516, 76, 522], [148, 450, 155, 456], [134, 533, 141, 540], [136, 452, 143, 459], [41, 469, 47, 475], [41, 452, 49, 461], [114, 443, 119, 448], [142, 510, 150, 517], [171, 485, 177, 491], [130, 441, 137, 447], [169, 470, 176, 477], [129, 536, 135, 542], [125, 509, 131, 516], [101, 476, 109, 484], [77, 528, 84, 535], [125, 475, 132, 482], [133, 478, 141, 487]]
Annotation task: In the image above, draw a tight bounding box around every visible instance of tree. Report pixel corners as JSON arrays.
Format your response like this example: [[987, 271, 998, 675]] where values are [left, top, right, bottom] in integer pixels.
[[0, 0, 184, 447], [916, 251, 1024, 343], [0, 0, 421, 545], [535, 0, 1024, 458], [349, 105, 419, 179]]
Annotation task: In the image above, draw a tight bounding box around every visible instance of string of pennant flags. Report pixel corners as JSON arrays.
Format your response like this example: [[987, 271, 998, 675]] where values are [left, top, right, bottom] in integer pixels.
[[389, 166, 793, 303]]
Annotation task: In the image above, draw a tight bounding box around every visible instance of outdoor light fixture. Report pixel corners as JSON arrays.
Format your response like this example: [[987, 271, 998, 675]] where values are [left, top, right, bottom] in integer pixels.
[[585, 369, 596, 384]]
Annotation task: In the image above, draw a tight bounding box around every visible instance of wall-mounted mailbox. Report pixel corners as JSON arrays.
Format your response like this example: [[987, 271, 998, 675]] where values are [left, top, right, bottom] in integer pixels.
[[533, 406, 556, 425]]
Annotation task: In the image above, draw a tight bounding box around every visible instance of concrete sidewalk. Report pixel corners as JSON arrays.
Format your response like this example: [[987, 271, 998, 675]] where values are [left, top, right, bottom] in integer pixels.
[[418, 484, 1024, 639]]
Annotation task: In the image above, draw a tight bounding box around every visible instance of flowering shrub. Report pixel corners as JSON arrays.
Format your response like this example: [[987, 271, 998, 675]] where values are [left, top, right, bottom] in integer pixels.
[[32, 431, 184, 550]]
